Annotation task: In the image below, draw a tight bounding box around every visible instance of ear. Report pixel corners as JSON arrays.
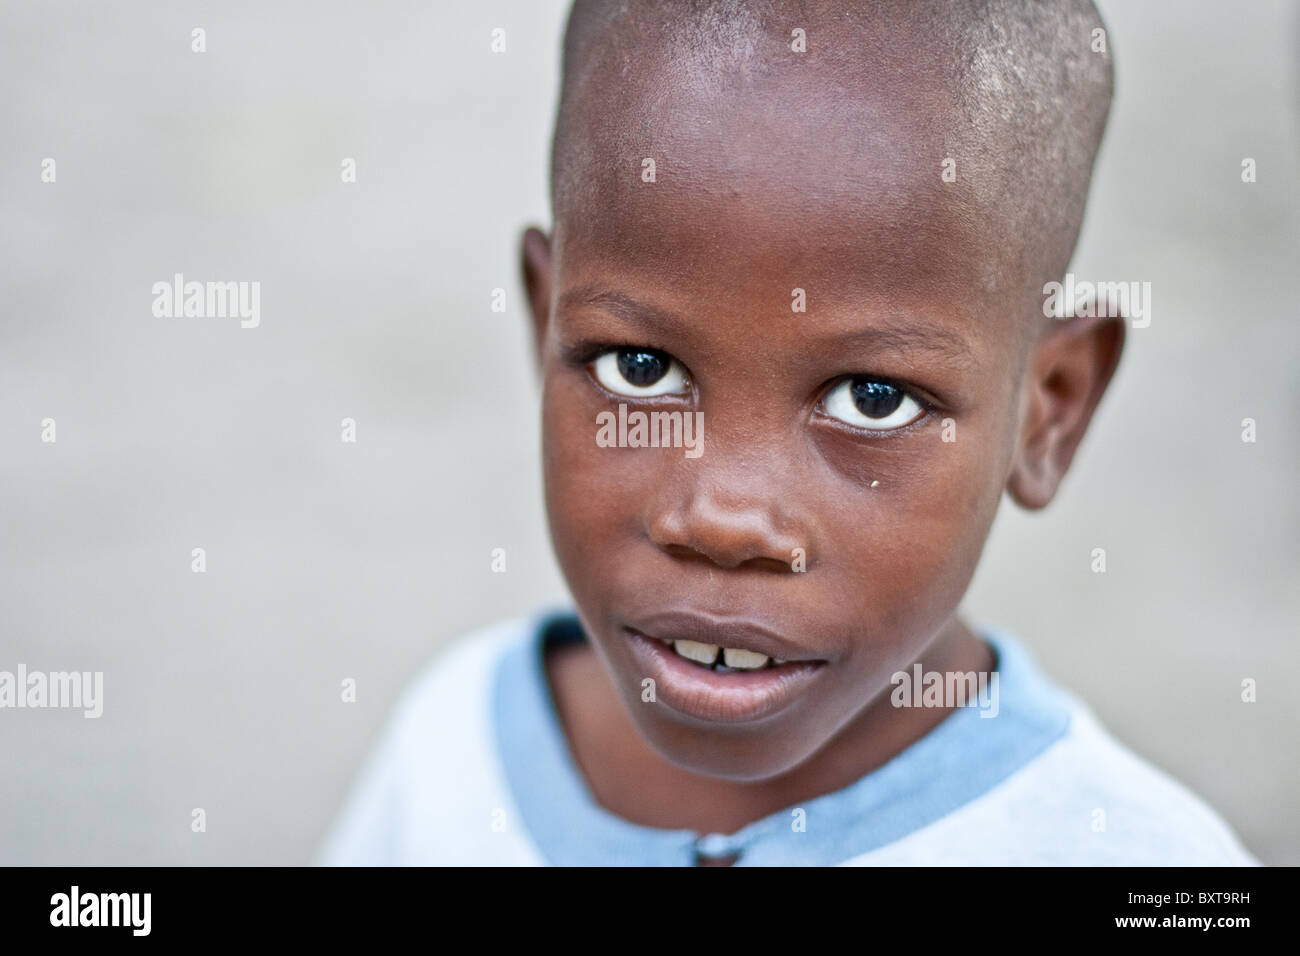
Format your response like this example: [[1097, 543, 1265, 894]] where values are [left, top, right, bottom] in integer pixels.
[[1007, 314, 1125, 510], [520, 226, 554, 366]]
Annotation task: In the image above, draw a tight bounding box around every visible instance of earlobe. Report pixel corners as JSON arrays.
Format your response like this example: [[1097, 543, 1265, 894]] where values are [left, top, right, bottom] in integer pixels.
[[520, 226, 554, 365], [1007, 315, 1125, 510]]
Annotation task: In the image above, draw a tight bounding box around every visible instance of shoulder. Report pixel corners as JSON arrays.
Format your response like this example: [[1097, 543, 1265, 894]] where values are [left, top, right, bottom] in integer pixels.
[[316, 611, 548, 866], [849, 629, 1258, 866], [1022, 695, 1259, 865]]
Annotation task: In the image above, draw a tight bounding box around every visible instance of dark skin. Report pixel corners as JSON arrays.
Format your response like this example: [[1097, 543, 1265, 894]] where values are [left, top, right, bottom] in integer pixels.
[[518, 44, 1123, 841]]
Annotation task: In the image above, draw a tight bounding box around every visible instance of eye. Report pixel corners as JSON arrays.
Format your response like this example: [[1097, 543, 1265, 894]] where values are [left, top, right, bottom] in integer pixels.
[[822, 377, 925, 431], [591, 347, 690, 397]]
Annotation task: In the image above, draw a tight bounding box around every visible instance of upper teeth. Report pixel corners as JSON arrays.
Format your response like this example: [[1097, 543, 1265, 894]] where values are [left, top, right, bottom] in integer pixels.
[[723, 647, 770, 669], [671, 640, 771, 671], [672, 640, 719, 665]]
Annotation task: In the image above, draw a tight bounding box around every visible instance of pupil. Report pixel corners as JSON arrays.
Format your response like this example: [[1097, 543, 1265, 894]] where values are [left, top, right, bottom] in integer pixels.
[[617, 349, 667, 387], [850, 379, 903, 418]]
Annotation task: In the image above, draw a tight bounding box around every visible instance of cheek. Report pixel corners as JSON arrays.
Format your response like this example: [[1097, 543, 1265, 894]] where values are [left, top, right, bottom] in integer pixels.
[[541, 373, 654, 594], [824, 425, 1008, 641]]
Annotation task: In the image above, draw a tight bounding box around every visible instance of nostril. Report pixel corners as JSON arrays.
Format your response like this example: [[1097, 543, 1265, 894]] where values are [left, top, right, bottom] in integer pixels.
[[740, 556, 800, 574], [660, 543, 799, 573], [661, 543, 711, 564]]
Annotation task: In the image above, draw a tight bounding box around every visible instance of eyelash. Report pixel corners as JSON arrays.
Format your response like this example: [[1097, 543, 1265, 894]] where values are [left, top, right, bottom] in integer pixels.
[[563, 341, 666, 367], [563, 342, 938, 432]]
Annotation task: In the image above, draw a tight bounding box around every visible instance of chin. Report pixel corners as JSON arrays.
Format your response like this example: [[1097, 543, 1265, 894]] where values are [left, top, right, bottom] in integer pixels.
[[630, 705, 827, 783]]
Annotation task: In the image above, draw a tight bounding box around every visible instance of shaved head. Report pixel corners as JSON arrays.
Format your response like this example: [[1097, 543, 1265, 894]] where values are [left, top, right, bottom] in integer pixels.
[[549, 0, 1114, 322]]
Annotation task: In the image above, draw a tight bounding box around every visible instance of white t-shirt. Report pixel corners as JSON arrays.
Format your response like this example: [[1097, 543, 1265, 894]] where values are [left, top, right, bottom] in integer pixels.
[[317, 607, 1258, 866]]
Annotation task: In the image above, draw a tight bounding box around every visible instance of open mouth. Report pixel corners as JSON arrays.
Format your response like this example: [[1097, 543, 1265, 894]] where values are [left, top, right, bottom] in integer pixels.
[[623, 623, 827, 723]]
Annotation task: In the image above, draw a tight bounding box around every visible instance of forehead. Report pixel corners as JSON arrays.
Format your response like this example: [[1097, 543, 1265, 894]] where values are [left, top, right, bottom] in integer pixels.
[[553, 43, 1019, 335]]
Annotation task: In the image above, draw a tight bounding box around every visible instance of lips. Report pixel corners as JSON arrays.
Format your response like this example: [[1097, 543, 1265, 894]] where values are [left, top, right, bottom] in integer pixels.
[[622, 610, 828, 723]]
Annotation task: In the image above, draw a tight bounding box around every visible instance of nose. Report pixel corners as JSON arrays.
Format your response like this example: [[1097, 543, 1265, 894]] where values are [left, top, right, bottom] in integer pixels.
[[646, 465, 811, 572]]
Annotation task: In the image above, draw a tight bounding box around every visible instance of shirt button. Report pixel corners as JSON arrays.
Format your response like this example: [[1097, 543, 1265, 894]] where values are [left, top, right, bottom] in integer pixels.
[[693, 833, 742, 867]]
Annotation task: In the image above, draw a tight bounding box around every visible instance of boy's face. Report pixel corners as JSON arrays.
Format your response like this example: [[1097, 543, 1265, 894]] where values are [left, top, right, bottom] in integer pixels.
[[522, 54, 1120, 781]]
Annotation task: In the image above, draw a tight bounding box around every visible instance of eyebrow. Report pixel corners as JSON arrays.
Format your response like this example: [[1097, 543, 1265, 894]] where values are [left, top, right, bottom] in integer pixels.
[[558, 285, 975, 367]]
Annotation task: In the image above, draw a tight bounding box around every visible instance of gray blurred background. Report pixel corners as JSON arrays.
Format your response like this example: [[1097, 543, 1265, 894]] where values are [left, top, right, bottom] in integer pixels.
[[1, 0, 1296, 865]]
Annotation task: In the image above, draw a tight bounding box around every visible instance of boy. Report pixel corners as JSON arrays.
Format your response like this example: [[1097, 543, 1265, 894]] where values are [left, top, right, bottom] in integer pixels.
[[319, 0, 1257, 865]]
